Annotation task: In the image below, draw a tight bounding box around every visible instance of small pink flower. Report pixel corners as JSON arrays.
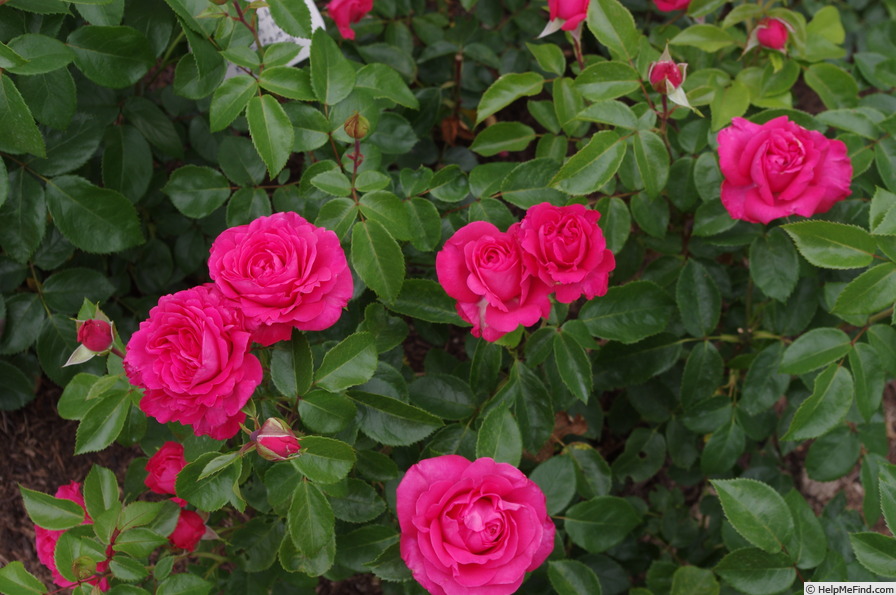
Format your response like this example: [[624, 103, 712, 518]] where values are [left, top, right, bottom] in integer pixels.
[[252, 418, 301, 461], [327, 0, 373, 40], [397, 456, 555, 595], [514, 203, 616, 304], [145, 442, 187, 503], [76, 319, 113, 352], [208, 212, 353, 346], [756, 17, 789, 50], [549, 0, 589, 31], [718, 116, 853, 224], [436, 221, 551, 342], [169, 509, 206, 552], [124, 284, 262, 440], [653, 0, 690, 11]]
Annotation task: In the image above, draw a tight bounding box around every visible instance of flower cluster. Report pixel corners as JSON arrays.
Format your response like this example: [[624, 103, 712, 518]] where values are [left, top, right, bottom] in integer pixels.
[[125, 212, 351, 439], [145, 442, 208, 552], [34, 482, 110, 591], [436, 203, 615, 342], [397, 455, 555, 595]]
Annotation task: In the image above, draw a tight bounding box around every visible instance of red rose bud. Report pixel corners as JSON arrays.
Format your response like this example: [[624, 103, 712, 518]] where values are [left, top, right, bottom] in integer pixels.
[[649, 61, 685, 93], [77, 319, 113, 352], [756, 18, 789, 50], [252, 418, 300, 461], [169, 509, 206, 552]]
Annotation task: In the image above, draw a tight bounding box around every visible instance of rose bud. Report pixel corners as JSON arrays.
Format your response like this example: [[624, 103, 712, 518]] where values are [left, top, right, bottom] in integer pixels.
[[648, 60, 685, 94], [756, 17, 789, 50], [77, 319, 114, 352], [252, 418, 301, 461], [344, 112, 370, 140]]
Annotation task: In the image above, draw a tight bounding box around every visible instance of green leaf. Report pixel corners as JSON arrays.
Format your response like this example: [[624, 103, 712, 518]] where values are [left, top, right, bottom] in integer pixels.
[[75, 390, 129, 454], [851, 342, 885, 421], [298, 389, 356, 434], [102, 125, 152, 202], [268, 0, 311, 38], [552, 331, 593, 403], [156, 574, 212, 595], [551, 130, 625, 195], [330, 479, 386, 524], [632, 130, 669, 199], [676, 260, 721, 337], [271, 332, 313, 398], [314, 332, 377, 393], [670, 566, 718, 595], [350, 219, 405, 302], [246, 94, 293, 178], [470, 122, 536, 157], [0, 75, 45, 157], [475, 72, 544, 125], [783, 489, 827, 569], [6, 34, 74, 75], [355, 63, 419, 109], [740, 342, 790, 415], [386, 279, 463, 325], [579, 280, 674, 343], [783, 220, 876, 269], [804, 63, 858, 110], [833, 263, 896, 316], [209, 75, 257, 132], [0, 561, 47, 595], [710, 81, 751, 132], [714, 548, 796, 595], [310, 28, 355, 105], [574, 62, 640, 102], [122, 96, 182, 158], [66, 25, 154, 88], [594, 196, 630, 253], [586, 0, 640, 60], [348, 391, 443, 446], [258, 66, 315, 101], [870, 187, 896, 235], [176, 452, 242, 512], [577, 100, 639, 129], [408, 374, 476, 420], [711, 478, 794, 553], [700, 418, 746, 475], [475, 408, 522, 467], [780, 327, 851, 375], [749, 228, 799, 301], [530, 455, 577, 515], [781, 364, 854, 441], [564, 496, 642, 553], [359, 191, 410, 241], [45, 175, 143, 254], [83, 465, 118, 522], [681, 341, 723, 408], [877, 137, 896, 193], [163, 165, 231, 219], [493, 361, 554, 452], [311, 169, 351, 197], [292, 436, 356, 484], [20, 486, 86, 530], [500, 158, 568, 209], [670, 24, 736, 52], [526, 42, 566, 76], [548, 560, 603, 595], [850, 533, 896, 577], [594, 334, 681, 389], [0, 168, 45, 263]]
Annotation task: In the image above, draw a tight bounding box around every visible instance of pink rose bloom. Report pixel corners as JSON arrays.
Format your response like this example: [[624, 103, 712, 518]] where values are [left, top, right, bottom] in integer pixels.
[[169, 509, 206, 552], [548, 0, 589, 32], [252, 418, 301, 462], [208, 212, 353, 346], [718, 116, 853, 224], [436, 221, 551, 342], [34, 482, 109, 591], [653, 0, 690, 11], [397, 456, 555, 595], [124, 284, 262, 440], [756, 18, 789, 50], [514, 203, 616, 303], [145, 442, 187, 504], [327, 0, 373, 40]]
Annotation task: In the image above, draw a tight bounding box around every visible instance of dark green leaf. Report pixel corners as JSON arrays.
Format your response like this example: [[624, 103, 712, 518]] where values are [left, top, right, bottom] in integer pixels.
[[851, 342, 885, 421], [783, 220, 876, 269], [268, 0, 311, 37], [0, 75, 45, 157], [20, 486, 86, 530], [549, 560, 603, 595], [470, 122, 536, 157], [271, 332, 314, 398], [298, 389, 356, 434], [586, 0, 640, 59], [292, 436, 356, 484], [714, 548, 796, 595], [475, 408, 522, 466], [632, 130, 669, 199], [552, 130, 625, 195], [74, 390, 129, 454], [575, 61, 640, 102], [176, 452, 242, 512], [386, 279, 462, 325], [711, 478, 794, 553], [0, 168, 45, 263], [351, 220, 405, 302], [783, 489, 827, 569], [209, 75, 257, 132], [246, 94, 293, 178], [258, 66, 315, 101], [66, 25, 154, 88], [348, 390, 443, 446], [579, 280, 674, 343], [163, 165, 231, 219], [314, 332, 377, 393], [740, 342, 790, 416], [475, 72, 543, 125], [6, 33, 73, 75], [833, 263, 896, 316], [780, 328, 851, 375], [553, 331, 593, 402], [681, 341, 723, 408], [750, 228, 799, 301], [530, 454, 577, 515], [0, 561, 47, 595], [310, 28, 355, 105], [669, 566, 718, 595], [102, 125, 152, 202], [805, 63, 858, 110], [676, 260, 721, 337], [408, 374, 476, 420], [781, 364, 854, 441], [850, 533, 896, 577], [565, 496, 642, 553]]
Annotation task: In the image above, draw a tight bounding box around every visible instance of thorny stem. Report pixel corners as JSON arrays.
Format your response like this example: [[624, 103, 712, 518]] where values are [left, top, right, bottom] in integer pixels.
[[348, 138, 364, 202]]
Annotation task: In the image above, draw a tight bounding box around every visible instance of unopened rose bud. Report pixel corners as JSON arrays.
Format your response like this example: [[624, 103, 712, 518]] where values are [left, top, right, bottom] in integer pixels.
[[648, 46, 687, 94], [251, 418, 300, 461], [756, 18, 789, 50], [77, 319, 114, 352], [344, 112, 370, 140], [72, 555, 97, 581]]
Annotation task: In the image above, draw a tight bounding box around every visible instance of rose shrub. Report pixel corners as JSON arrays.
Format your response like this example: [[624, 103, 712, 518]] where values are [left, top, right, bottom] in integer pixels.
[[718, 116, 853, 223], [4, 0, 896, 593], [397, 456, 555, 595]]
